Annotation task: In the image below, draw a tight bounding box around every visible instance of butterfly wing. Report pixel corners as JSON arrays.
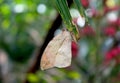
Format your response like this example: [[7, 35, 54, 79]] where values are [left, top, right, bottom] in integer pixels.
[[54, 31, 72, 68], [40, 31, 68, 70]]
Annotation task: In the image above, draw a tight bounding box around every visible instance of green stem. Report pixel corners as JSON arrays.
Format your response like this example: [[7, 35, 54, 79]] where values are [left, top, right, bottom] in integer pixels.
[[55, 0, 72, 31], [55, 0, 80, 41]]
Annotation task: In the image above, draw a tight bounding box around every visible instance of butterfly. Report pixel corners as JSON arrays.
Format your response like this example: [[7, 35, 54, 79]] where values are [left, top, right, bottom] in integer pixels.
[[40, 30, 72, 70]]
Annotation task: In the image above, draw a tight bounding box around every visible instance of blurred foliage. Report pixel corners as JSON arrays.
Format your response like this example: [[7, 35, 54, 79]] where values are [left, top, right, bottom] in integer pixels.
[[0, 0, 57, 62], [0, 0, 120, 83]]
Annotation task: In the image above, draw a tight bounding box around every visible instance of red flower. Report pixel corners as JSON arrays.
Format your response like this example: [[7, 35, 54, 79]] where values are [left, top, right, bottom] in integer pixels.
[[71, 41, 78, 58], [106, 53, 113, 60], [109, 18, 120, 26], [116, 18, 120, 26], [80, 26, 95, 36], [105, 47, 120, 63], [80, 0, 89, 8], [104, 26, 116, 36]]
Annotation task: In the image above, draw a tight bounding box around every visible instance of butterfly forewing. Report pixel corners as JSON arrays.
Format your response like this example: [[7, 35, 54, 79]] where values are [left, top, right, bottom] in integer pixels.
[[54, 31, 72, 68]]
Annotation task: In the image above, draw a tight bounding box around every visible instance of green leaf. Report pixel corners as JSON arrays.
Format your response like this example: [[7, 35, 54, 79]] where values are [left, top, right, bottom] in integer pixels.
[[27, 73, 39, 83], [55, 0, 80, 41], [68, 71, 81, 79], [55, 0, 72, 31]]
